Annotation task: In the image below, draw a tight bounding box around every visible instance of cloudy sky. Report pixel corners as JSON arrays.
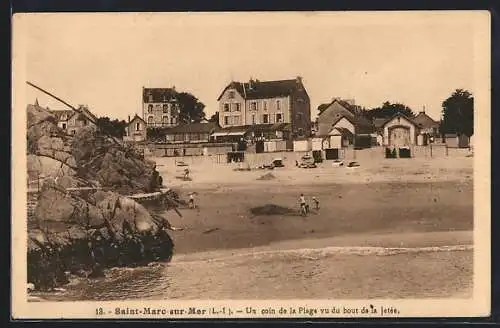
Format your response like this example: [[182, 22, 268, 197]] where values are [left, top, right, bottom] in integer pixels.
[[15, 11, 485, 121]]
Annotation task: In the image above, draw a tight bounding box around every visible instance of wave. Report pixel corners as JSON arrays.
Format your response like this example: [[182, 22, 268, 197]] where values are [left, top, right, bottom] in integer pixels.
[[171, 244, 473, 265]]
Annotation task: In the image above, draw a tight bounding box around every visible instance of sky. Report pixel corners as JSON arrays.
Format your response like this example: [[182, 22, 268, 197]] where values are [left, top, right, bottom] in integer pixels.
[[15, 11, 484, 122]]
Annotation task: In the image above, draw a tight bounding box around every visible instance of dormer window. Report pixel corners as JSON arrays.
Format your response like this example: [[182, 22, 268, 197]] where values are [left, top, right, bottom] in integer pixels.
[[264, 101, 267, 110], [228, 91, 235, 99], [148, 94, 153, 102], [163, 104, 169, 113], [276, 100, 281, 110], [148, 104, 153, 113]]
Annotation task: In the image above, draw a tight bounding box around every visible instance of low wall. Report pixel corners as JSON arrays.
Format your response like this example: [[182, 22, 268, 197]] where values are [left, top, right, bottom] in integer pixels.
[[147, 145, 473, 168]]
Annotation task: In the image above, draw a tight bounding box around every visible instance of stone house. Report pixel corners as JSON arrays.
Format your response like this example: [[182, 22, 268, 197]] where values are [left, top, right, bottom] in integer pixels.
[[50, 103, 97, 135], [142, 87, 180, 127], [216, 77, 311, 138], [413, 110, 440, 137], [124, 114, 147, 142]]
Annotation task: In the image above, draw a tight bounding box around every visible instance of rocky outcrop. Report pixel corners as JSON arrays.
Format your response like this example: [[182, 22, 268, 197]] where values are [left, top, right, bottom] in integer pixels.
[[26, 104, 179, 290]]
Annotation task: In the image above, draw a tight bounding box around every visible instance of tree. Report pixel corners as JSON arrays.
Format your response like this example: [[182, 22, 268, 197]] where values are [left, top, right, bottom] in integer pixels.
[[209, 112, 219, 123], [176, 92, 206, 124], [440, 89, 474, 137], [364, 102, 416, 121], [96, 117, 127, 139]]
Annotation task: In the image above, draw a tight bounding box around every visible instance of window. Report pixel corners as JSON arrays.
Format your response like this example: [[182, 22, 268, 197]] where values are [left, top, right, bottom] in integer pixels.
[[62, 123, 67, 130], [296, 113, 303, 121], [148, 94, 153, 102], [71, 130, 76, 135], [252, 115, 256, 124], [251, 102, 257, 111], [233, 103, 241, 112], [224, 116, 230, 125], [163, 116, 169, 124], [136, 123, 140, 131], [83, 119, 88, 126], [276, 100, 281, 110], [224, 104, 230, 112], [170, 117, 175, 125], [148, 104, 153, 114], [276, 113, 282, 123], [228, 91, 235, 99], [263, 101, 267, 110], [233, 116, 240, 125], [263, 114, 269, 124], [163, 104, 169, 113], [61, 114, 67, 121], [298, 128, 304, 136], [148, 116, 154, 125]]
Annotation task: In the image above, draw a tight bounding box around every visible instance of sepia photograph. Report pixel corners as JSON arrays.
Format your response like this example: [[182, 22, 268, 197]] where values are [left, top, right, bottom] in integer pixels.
[[11, 11, 490, 319]]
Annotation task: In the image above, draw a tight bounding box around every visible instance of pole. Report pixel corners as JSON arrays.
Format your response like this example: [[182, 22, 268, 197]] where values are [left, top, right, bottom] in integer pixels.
[[430, 144, 433, 158]]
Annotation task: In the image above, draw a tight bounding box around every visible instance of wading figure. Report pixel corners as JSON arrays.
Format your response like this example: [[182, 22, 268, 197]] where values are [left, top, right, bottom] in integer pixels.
[[312, 197, 320, 211], [299, 194, 308, 216], [188, 192, 196, 209], [184, 168, 190, 180]]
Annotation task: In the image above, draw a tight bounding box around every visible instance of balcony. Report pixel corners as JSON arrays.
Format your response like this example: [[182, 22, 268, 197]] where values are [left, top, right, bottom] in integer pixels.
[[146, 123, 179, 128]]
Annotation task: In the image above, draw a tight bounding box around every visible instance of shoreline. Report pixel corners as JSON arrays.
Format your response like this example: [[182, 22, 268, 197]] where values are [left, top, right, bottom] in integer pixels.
[[171, 229, 473, 261]]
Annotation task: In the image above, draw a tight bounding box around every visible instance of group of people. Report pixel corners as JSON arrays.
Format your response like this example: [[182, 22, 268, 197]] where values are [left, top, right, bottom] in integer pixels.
[[299, 194, 319, 216]]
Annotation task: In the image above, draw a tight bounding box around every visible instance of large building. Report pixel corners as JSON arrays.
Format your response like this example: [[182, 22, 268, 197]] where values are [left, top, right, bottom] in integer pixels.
[[142, 87, 180, 128], [216, 77, 311, 138]]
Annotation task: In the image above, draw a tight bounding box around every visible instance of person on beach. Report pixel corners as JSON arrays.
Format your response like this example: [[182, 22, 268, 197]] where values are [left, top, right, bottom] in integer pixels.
[[184, 168, 190, 180], [188, 192, 196, 209], [312, 197, 320, 211], [299, 193, 308, 216]]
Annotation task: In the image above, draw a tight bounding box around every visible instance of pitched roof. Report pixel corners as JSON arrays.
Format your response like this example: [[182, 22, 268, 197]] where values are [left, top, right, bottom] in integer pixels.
[[143, 88, 177, 103], [127, 114, 146, 126], [372, 118, 387, 130], [50, 110, 75, 121], [329, 127, 354, 139], [318, 98, 358, 115], [164, 122, 220, 134], [380, 112, 419, 128], [217, 78, 306, 101], [331, 115, 374, 134], [413, 111, 439, 129]]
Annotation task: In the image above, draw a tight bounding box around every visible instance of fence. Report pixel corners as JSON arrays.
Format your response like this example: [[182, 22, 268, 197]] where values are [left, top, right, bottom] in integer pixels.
[[149, 144, 473, 169]]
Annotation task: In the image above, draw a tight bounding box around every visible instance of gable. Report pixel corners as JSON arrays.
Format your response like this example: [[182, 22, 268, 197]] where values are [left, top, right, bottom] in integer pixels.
[[317, 101, 354, 124], [384, 114, 416, 128], [413, 112, 439, 128], [219, 87, 245, 102]]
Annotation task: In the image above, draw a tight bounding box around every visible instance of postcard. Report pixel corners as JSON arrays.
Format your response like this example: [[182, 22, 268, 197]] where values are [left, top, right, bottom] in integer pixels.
[[11, 11, 490, 319]]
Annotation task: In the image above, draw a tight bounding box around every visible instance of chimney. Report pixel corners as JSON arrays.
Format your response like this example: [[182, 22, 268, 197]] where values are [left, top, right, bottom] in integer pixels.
[[421, 105, 426, 114], [296, 76, 303, 84], [128, 115, 131, 123], [248, 78, 254, 90]]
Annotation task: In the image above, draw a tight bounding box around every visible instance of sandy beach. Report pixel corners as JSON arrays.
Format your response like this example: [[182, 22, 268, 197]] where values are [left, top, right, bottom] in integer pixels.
[[154, 154, 473, 255]]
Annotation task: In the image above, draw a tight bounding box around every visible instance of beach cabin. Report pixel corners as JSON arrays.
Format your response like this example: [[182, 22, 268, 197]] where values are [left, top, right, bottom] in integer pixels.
[[444, 133, 470, 148]]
